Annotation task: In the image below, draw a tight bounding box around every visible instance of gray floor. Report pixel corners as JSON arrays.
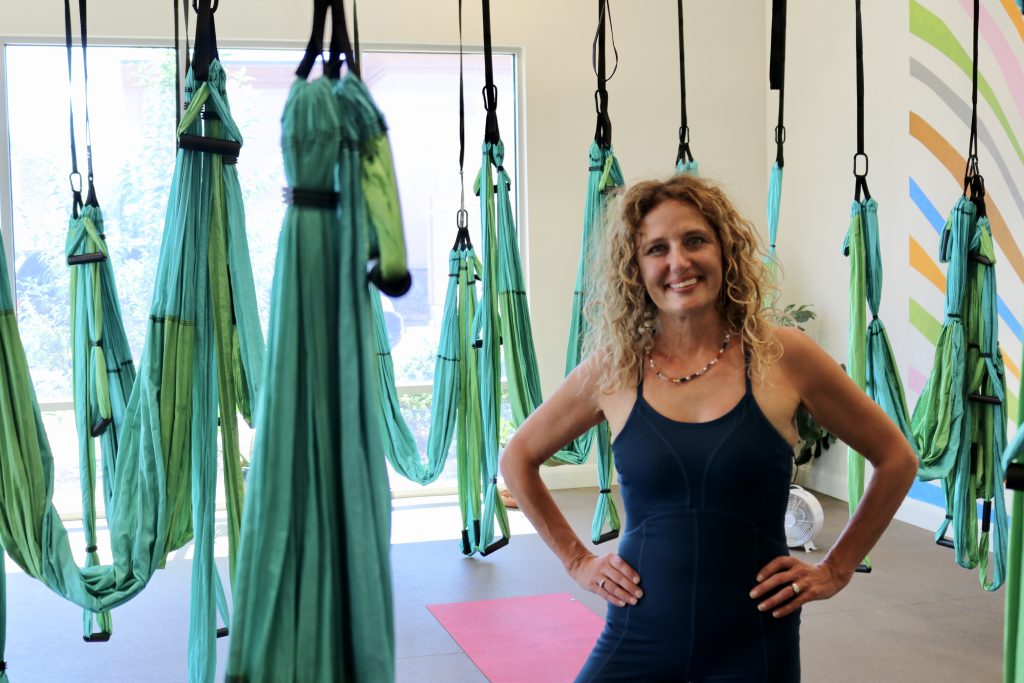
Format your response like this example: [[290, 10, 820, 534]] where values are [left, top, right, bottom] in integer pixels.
[[5, 488, 1004, 682]]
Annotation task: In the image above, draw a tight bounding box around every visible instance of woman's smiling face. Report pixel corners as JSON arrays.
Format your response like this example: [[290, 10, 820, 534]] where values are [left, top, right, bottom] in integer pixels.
[[636, 198, 723, 320]]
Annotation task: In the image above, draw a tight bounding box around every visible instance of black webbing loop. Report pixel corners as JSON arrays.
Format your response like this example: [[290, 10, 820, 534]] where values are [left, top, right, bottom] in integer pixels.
[[332, 0, 358, 79], [297, 0, 330, 79], [675, 0, 693, 166], [454, 0, 473, 252], [191, 0, 220, 83], [599, 488, 611, 494], [85, 544, 98, 553], [853, 0, 871, 201], [0, 661, 6, 672], [591, 0, 617, 149], [481, 0, 500, 144], [963, 0, 985, 212], [769, 0, 787, 167]]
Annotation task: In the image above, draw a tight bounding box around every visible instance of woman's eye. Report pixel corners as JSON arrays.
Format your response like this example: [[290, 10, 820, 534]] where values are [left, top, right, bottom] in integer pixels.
[[647, 244, 666, 255], [686, 236, 707, 247]]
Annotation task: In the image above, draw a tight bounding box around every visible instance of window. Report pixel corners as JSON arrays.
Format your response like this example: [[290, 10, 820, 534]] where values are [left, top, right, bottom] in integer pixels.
[[2, 42, 519, 514]]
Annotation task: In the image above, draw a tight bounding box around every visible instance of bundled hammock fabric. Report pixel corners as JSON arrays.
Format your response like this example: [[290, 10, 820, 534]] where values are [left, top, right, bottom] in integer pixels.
[[563, 141, 623, 543], [172, 57, 265, 681], [227, 62, 397, 681], [66, 201, 137, 640], [912, 197, 971, 481], [911, 195, 1008, 591]]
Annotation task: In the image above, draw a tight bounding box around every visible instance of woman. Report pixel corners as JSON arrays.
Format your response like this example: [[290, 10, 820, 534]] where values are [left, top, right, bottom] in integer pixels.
[[500, 175, 918, 682]]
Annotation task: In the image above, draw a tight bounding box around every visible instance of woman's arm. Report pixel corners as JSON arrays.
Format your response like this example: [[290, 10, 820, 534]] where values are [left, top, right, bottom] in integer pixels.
[[750, 328, 918, 617], [500, 358, 643, 607]]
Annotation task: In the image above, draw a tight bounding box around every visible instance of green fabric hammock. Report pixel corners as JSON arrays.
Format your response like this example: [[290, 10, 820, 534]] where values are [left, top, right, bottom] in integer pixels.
[[172, 60, 265, 681], [562, 141, 622, 543], [842, 198, 916, 571], [676, 158, 698, 175], [464, 139, 516, 556], [372, 239, 482, 490], [0, 58, 263, 683], [227, 71, 396, 682], [66, 200, 138, 640], [911, 196, 1007, 591], [912, 197, 971, 481]]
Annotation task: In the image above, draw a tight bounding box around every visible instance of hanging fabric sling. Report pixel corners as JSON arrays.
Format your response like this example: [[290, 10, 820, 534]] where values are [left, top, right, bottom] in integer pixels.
[[1004, 351, 1024, 681], [460, 0, 520, 557], [372, 0, 478, 488], [558, 0, 622, 545], [227, 1, 399, 678], [674, 0, 697, 175], [62, 0, 137, 641], [910, 0, 1007, 592], [765, 0, 786, 279], [166, 0, 267, 677], [841, 0, 918, 574]]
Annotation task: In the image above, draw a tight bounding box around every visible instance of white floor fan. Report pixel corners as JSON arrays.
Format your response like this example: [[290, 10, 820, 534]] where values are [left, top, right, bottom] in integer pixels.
[[785, 485, 824, 552]]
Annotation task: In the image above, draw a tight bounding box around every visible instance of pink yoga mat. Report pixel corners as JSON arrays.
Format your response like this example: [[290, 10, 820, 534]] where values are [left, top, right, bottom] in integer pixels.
[[428, 593, 605, 683]]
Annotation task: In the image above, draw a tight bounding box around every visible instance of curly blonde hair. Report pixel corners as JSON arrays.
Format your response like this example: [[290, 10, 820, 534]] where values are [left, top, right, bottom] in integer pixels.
[[584, 174, 781, 392]]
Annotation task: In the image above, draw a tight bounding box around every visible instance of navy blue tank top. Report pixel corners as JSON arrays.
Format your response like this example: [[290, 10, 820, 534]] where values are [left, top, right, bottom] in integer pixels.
[[575, 356, 802, 682]]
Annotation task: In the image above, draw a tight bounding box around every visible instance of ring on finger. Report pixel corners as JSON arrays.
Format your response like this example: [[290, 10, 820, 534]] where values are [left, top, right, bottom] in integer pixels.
[[791, 582, 801, 595], [598, 579, 606, 590]]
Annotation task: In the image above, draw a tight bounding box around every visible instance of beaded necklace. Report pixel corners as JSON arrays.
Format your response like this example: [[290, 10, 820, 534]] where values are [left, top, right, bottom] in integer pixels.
[[646, 333, 731, 384]]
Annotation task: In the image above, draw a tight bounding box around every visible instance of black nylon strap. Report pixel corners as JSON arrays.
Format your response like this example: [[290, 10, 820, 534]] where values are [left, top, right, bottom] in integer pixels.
[[769, 0, 786, 167], [297, 0, 330, 80], [173, 0, 192, 129], [853, 0, 870, 201], [333, 0, 358, 79], [455, 0, 472, 251], [964, 0, 987, 215], [592, 0, 617, 149], [675, 0, 692, 166], [192, 0, 219, 83], [64, 0, 83, 215], [354, 0, 361, 75], [482, 0, 500, 144]]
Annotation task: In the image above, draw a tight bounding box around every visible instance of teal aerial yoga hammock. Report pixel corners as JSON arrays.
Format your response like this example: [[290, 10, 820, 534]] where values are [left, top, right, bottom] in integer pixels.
[[910, 0, 1007, 592], [559, 0, 621, 545], [842, 1, 916, 573], [0, 44, 263, 681], [61, 0, 137, 641], [227, 2, 398, 677], [372, 0, 477, 489], [674, 0, 697, 175]]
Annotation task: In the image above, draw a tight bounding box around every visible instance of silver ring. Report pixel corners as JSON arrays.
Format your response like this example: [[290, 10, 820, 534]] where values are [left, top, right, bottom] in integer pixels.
[[791, 583, 801, 595], [598, 579, 606, 591]]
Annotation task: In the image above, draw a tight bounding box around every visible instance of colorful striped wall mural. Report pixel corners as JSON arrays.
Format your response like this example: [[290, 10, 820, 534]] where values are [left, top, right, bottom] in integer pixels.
[[907, 0, 1024, 436]]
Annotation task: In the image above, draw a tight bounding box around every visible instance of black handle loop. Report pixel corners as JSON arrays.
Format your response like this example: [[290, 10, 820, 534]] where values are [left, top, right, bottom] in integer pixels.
[[297, 0, 330, 79], [852, 0, 871, 201]]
